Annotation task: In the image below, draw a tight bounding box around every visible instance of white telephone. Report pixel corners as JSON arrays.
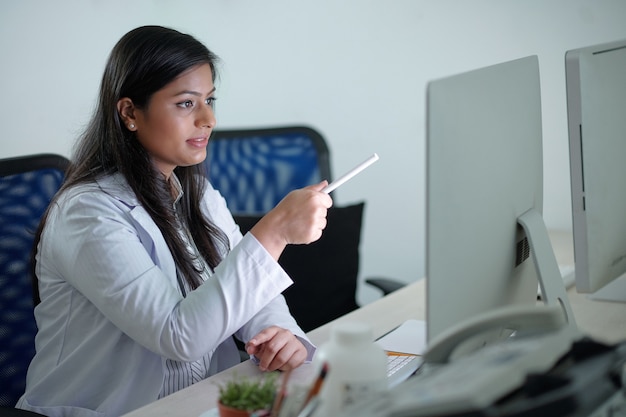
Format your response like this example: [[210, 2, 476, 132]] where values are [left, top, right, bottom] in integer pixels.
[[339, 304, 580, 417], [422, 303, 571, 365]]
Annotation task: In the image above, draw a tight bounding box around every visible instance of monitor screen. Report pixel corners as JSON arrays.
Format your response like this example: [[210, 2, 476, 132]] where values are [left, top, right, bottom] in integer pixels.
[[566, 39, 626, 302], [425, 56, 575, 347]]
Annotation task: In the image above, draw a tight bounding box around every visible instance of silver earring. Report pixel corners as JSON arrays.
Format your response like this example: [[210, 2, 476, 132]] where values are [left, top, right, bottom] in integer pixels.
[[129, 123, 135, 129]]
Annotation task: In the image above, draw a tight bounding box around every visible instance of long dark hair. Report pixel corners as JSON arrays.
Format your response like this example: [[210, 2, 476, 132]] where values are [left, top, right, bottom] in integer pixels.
[[33, 26, 229, 302]]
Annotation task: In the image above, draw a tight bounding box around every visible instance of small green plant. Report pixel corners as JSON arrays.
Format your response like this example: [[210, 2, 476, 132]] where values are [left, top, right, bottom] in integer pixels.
[[217, 372, 279, 412]]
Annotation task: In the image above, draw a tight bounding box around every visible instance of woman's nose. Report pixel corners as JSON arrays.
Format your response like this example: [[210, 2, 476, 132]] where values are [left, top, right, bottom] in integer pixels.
[[199, 106, 216, 129]]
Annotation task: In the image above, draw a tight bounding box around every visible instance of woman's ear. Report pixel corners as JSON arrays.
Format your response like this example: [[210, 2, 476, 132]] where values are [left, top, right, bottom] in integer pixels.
[[117, 98, 137, 131]]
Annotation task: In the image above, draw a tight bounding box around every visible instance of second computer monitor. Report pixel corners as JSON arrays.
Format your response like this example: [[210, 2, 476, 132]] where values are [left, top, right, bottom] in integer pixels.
[[425, 56, 560, 343], [566, 39, 626, 302]]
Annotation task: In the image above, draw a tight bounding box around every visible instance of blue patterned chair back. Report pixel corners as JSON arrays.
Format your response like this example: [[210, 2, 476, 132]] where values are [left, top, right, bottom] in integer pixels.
[[206, 126, 332, 214], [0, 153, 69, 407]]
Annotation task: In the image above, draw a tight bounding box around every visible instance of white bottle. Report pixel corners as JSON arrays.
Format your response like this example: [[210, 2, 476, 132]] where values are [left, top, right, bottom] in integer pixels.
[[312, 321, 387, 416]]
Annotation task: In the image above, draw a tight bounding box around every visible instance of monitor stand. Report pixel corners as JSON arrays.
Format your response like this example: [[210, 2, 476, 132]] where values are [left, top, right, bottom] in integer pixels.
[[518, 208, 579, 334]]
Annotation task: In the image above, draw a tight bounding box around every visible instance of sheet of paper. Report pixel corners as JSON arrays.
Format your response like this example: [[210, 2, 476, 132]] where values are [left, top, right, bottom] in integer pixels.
[[375, 319, 427, 355]]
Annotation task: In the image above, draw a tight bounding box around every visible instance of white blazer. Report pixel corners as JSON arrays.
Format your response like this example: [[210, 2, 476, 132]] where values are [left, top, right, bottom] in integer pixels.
[[17, 173, 314, 417]]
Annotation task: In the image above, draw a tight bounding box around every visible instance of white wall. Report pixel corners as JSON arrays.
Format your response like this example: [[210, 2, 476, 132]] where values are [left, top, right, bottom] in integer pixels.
[[2, 0, 626, 305]]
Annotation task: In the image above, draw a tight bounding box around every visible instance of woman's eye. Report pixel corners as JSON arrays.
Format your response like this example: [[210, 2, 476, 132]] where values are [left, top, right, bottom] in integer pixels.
[[205, 97, 216, 108], [178, 100, 194, 109]]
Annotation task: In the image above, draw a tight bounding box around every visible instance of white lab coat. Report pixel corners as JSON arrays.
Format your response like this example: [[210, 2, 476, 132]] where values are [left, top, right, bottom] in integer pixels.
[[16, 173, 314, 417]]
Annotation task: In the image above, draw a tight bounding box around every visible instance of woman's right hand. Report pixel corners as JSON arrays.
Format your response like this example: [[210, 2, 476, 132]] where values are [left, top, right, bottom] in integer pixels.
[[249, 181, 333, 260]]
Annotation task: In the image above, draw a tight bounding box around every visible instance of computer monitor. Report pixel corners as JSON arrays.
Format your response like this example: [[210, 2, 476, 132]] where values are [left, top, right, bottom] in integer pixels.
[[566, 39, 626, 302], [425, 56, 576, 348]]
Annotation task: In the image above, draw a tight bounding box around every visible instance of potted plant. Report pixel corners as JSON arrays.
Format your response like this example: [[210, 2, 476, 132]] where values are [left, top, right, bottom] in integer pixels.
[[217, 372, 279, 417]]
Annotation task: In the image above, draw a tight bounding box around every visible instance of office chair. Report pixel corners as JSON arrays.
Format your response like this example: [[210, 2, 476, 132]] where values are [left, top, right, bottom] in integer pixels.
[[206, 126, 405, 332], [0, 153, 69, 412], [234, 202, 369, 331]]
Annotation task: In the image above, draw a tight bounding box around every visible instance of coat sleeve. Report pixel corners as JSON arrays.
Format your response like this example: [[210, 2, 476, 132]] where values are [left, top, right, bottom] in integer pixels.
[[44, 183, 313, 362], [202, 182, 316, 361]]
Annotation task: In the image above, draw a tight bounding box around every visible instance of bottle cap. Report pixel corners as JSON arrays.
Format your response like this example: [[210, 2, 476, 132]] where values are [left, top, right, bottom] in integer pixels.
[[331, 321, 373, 345]]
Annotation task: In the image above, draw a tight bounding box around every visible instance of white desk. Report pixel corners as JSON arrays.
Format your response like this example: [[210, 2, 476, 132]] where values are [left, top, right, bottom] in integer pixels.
[[121, 232, 625, 417]]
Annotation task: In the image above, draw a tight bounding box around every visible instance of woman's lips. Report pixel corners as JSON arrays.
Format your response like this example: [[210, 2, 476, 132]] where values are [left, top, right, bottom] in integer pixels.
[[187, 137, 208, 148]]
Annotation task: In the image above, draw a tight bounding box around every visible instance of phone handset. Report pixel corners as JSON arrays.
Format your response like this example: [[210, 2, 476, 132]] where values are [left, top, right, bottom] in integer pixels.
[[423, 304, 567, 365]]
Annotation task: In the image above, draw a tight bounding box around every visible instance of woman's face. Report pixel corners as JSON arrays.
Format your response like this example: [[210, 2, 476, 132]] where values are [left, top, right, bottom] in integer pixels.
[[130, 63, 216, 179]]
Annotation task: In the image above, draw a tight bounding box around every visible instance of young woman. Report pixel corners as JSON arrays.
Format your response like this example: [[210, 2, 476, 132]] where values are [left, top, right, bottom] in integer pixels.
[[17, 25, 332, 417]]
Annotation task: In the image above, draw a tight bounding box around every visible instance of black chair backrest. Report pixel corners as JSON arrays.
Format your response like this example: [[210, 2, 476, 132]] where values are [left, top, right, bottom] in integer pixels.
[[234, 202, 364, 332], [0, 153, 69, 407]]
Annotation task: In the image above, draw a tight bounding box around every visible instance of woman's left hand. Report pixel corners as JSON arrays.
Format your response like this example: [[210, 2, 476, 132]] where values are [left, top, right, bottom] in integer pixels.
[[245, 326, 308, 371]]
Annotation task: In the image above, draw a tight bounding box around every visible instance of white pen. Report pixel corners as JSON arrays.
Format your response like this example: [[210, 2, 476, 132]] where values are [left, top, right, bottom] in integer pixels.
[[322, 153, 379, 194]]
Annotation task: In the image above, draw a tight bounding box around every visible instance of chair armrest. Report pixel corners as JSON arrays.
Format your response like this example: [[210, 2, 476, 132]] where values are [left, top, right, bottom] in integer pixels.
[[365, 277, 406, 296]]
